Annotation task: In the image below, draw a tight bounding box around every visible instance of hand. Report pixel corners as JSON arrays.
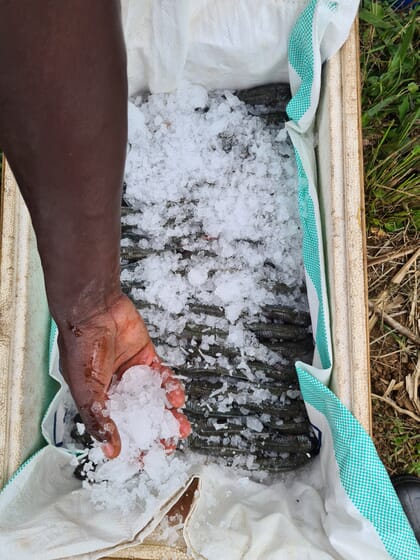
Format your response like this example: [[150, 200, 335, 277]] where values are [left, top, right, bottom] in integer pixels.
[[57, 293, 191, 459]]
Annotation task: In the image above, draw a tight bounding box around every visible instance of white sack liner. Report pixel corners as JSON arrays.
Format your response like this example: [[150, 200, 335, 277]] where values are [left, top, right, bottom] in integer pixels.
[[0, 346, 391, 560], [121, 0, 308, 95], [184, 407, 389, 560]]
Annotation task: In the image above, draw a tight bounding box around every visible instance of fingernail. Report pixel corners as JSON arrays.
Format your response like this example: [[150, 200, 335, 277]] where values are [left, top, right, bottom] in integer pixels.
[[102, 443, 115, 458]]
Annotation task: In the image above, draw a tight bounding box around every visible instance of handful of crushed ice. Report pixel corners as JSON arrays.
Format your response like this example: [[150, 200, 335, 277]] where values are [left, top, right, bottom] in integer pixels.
[[74, 365, 189, 512]]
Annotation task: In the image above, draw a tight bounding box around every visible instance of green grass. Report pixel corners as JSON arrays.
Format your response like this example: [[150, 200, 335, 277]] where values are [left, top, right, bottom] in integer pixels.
[[360, 1, 420, 232], [390, 417, 420, 476], [361, 2, 419, 477], [374, 405, 420, 476]]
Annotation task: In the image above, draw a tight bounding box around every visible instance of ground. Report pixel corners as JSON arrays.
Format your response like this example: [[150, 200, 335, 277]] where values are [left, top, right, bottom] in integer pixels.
[[368, 230, 419, 475], [360, 1, 419, 475]]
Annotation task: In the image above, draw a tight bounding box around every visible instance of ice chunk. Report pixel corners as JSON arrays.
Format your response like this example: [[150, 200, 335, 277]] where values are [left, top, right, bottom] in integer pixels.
[[246, 417, 264, 433], [76, 423, 85, 436], [188, 266, 208, 287], [127, 101, 146, 139]]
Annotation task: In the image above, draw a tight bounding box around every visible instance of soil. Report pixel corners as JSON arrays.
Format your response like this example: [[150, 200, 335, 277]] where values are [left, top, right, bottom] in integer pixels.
[[368, 229, 420, 476]]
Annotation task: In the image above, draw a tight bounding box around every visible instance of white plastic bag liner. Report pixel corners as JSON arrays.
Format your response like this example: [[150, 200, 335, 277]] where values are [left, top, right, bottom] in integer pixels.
[[1, 1, 418, 559], [121, 0, 309, 95]]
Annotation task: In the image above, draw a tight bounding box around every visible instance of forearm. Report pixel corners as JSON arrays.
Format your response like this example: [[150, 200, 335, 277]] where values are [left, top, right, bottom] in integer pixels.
[[0, 0, 127, 327]]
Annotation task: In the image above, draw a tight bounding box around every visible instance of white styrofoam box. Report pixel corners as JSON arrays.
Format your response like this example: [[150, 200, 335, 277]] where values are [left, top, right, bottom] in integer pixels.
[[0, 18, 368, 560]]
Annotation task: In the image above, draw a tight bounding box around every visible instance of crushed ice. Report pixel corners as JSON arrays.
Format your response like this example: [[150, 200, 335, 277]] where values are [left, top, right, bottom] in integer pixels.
[[81, 365, 189, 513], [123, 82, 306, 373], [75, 83, 306, 511]]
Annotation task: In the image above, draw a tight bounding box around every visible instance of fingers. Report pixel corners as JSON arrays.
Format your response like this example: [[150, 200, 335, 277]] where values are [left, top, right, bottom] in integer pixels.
[[144, 349, 187, 409], [162, 372, 186, 408], [160, 440, 177, 454], [160, 411, 191, 457], [171, 409, 192, 439], [79, 336, 122, 458], [77, 397, 122, 459]]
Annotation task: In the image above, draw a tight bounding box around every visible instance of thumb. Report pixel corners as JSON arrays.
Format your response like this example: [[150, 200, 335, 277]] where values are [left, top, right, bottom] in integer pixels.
[[78, 398, 122, 459], [57, 326, 123, 459]]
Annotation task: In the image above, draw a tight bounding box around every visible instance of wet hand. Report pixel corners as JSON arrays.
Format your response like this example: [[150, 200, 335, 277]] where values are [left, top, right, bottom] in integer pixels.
[[57, 294, 191, 458]]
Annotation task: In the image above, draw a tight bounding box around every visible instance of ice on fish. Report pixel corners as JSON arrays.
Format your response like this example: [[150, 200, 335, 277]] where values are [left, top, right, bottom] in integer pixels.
[[77, 83, 309, 508]]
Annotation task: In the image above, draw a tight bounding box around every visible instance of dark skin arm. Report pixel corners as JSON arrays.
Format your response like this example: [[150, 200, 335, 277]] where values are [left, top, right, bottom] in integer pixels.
[[0, 0, 190, 458]]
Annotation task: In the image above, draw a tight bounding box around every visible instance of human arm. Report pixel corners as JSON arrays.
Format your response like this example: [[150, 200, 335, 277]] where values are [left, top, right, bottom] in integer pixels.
[[0, 0, 190, 458]]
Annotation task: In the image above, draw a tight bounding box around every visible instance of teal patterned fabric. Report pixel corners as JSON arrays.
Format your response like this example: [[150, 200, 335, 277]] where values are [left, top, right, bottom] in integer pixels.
[[49, 320, 58, 371], [294, 149, 331, 369], [298, 368, 420, 559], [287, 0, 317, 121], [289, 1, 420, 558]]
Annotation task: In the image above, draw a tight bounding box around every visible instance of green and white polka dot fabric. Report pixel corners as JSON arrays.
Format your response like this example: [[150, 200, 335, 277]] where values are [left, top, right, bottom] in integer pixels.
[[289, 1, 419, 558]]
